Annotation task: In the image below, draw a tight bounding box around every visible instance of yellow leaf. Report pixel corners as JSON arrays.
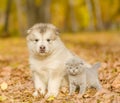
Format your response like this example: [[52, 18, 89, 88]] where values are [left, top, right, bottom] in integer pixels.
[[0, 96, 7, 102], [47, 96, 55, 101], [0, 82, 8, 90]]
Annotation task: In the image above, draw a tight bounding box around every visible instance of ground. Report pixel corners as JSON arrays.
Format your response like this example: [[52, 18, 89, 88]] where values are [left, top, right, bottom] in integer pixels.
[[0, 32, 120, 103]]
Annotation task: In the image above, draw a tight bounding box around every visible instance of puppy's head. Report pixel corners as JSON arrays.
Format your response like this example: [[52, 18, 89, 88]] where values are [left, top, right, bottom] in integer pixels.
[[26, 23, 60, 56], [65, 57, 84, 76]]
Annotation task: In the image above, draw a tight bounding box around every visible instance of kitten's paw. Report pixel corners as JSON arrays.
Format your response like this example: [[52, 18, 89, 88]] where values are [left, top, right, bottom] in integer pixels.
[[33, 91, 39, 97]]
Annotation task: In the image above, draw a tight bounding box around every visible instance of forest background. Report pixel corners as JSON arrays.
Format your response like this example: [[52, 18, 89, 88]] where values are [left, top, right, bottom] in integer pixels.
[[0, 0, 120, 37]]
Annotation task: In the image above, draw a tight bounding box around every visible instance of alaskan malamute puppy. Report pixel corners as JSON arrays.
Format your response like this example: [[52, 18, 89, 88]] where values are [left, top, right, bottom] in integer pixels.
[[26, 23, 90, 98]]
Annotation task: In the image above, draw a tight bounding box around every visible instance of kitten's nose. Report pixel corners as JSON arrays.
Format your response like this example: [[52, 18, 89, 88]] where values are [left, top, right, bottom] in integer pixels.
[[73, 70, 75, 72]]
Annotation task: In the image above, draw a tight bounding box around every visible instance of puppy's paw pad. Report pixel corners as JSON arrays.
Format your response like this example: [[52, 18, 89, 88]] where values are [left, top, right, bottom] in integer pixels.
[[33, 91, 38, 97]]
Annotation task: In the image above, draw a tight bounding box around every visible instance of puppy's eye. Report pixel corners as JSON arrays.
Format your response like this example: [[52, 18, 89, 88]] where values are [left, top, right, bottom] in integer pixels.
[[69, 67, 72, 69], [76, 67, 78, 69], [47, 39, 50, 42], [35, 39, 39, 42]]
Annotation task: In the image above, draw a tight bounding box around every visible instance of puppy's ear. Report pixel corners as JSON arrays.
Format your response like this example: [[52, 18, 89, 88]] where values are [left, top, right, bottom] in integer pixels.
[[55, 27, 60, 35], [27, 28, 32, 34], [51, 28, 60, 40], [26, 27, 34, 41], [26, 28, 32, 41]]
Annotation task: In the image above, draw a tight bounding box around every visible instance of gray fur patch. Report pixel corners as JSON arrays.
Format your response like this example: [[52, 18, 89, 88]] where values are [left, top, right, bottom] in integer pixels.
[[27, 23, 60, 35]]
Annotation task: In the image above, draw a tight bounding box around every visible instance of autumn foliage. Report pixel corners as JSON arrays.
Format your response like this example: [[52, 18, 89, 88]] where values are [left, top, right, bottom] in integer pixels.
[[0, 32, 120, 103]]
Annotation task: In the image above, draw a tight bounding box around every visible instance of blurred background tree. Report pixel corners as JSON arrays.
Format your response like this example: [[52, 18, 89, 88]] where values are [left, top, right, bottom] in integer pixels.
[[0, 0, 120, 37]]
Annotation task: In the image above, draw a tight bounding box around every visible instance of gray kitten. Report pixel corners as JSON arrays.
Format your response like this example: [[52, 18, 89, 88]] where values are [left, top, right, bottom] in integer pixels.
[[65, 57, 102, 95]]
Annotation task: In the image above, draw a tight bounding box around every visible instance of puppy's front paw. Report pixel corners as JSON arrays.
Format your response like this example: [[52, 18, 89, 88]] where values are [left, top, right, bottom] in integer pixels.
[[33, 90, 39, 97], [45, 91, 58, 98], [33, 89, 46, 97], [39, 89, 46, 96]]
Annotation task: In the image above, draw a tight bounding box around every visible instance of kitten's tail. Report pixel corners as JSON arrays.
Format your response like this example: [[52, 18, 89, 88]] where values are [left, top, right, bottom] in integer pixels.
[[92, 62, 101, 71]]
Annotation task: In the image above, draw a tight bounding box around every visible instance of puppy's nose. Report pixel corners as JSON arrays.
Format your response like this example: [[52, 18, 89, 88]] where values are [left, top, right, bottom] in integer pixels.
[[40, 45, 45, 50]]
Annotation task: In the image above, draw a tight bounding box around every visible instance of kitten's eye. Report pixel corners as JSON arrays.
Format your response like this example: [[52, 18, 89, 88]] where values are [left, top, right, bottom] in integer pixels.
[[47, 39, 50, 42], [76, 67, 78, 69], [69, 67, 72, 69], [80, 62, 84, 65], [35, 39, 39, 42]]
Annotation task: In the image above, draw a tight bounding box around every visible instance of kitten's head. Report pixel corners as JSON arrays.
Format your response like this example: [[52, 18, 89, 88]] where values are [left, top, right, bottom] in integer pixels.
[[65, 58, 84, 76]]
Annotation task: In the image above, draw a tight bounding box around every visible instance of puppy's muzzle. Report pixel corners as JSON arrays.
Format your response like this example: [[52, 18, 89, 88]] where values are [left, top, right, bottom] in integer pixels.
[[39, 45, 46, 53]]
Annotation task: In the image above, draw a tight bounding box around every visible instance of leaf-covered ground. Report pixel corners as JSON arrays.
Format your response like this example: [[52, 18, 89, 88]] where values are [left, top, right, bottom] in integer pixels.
[[0, 32, 120, 103]]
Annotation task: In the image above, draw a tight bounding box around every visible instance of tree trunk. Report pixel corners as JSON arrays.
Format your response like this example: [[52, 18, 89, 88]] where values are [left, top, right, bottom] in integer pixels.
[[44, 0, 51, 22], [85, 0, 95, 31], [69, 0, 78, 32], [26, 0, 51, 27], [26, 0, 36, 27], [2, 0, 12, 37], [64, 1, 69, 31], [93, 0, 104, 30], [64, 0, 78, 32], [15, 0, 25, 36]]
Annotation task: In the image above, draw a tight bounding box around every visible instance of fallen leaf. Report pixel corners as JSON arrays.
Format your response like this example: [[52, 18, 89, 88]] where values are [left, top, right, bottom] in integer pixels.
[[47, 96, 55, 101], [61, 86, 68, 94], [0, 96, 7, 102], [0, 82, 8, 90], [112, 74, 120, 88]]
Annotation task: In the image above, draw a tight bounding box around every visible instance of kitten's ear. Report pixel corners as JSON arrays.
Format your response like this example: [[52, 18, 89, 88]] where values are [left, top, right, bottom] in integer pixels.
[[65, 61, 69, 66], [79, 62, 84, 65], [65, 62, 68, 66]]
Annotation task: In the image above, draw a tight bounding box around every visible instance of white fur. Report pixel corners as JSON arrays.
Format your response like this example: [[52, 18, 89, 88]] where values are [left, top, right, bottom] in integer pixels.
[[26, 23, 77, 97]]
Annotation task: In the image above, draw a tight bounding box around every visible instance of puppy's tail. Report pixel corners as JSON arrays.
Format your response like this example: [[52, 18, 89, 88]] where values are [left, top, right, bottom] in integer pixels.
[[92, 62, 101, 71]]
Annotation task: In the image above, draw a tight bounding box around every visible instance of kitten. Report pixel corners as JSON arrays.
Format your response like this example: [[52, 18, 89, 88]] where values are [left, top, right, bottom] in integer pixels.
[[65, 57, 102, 95]]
